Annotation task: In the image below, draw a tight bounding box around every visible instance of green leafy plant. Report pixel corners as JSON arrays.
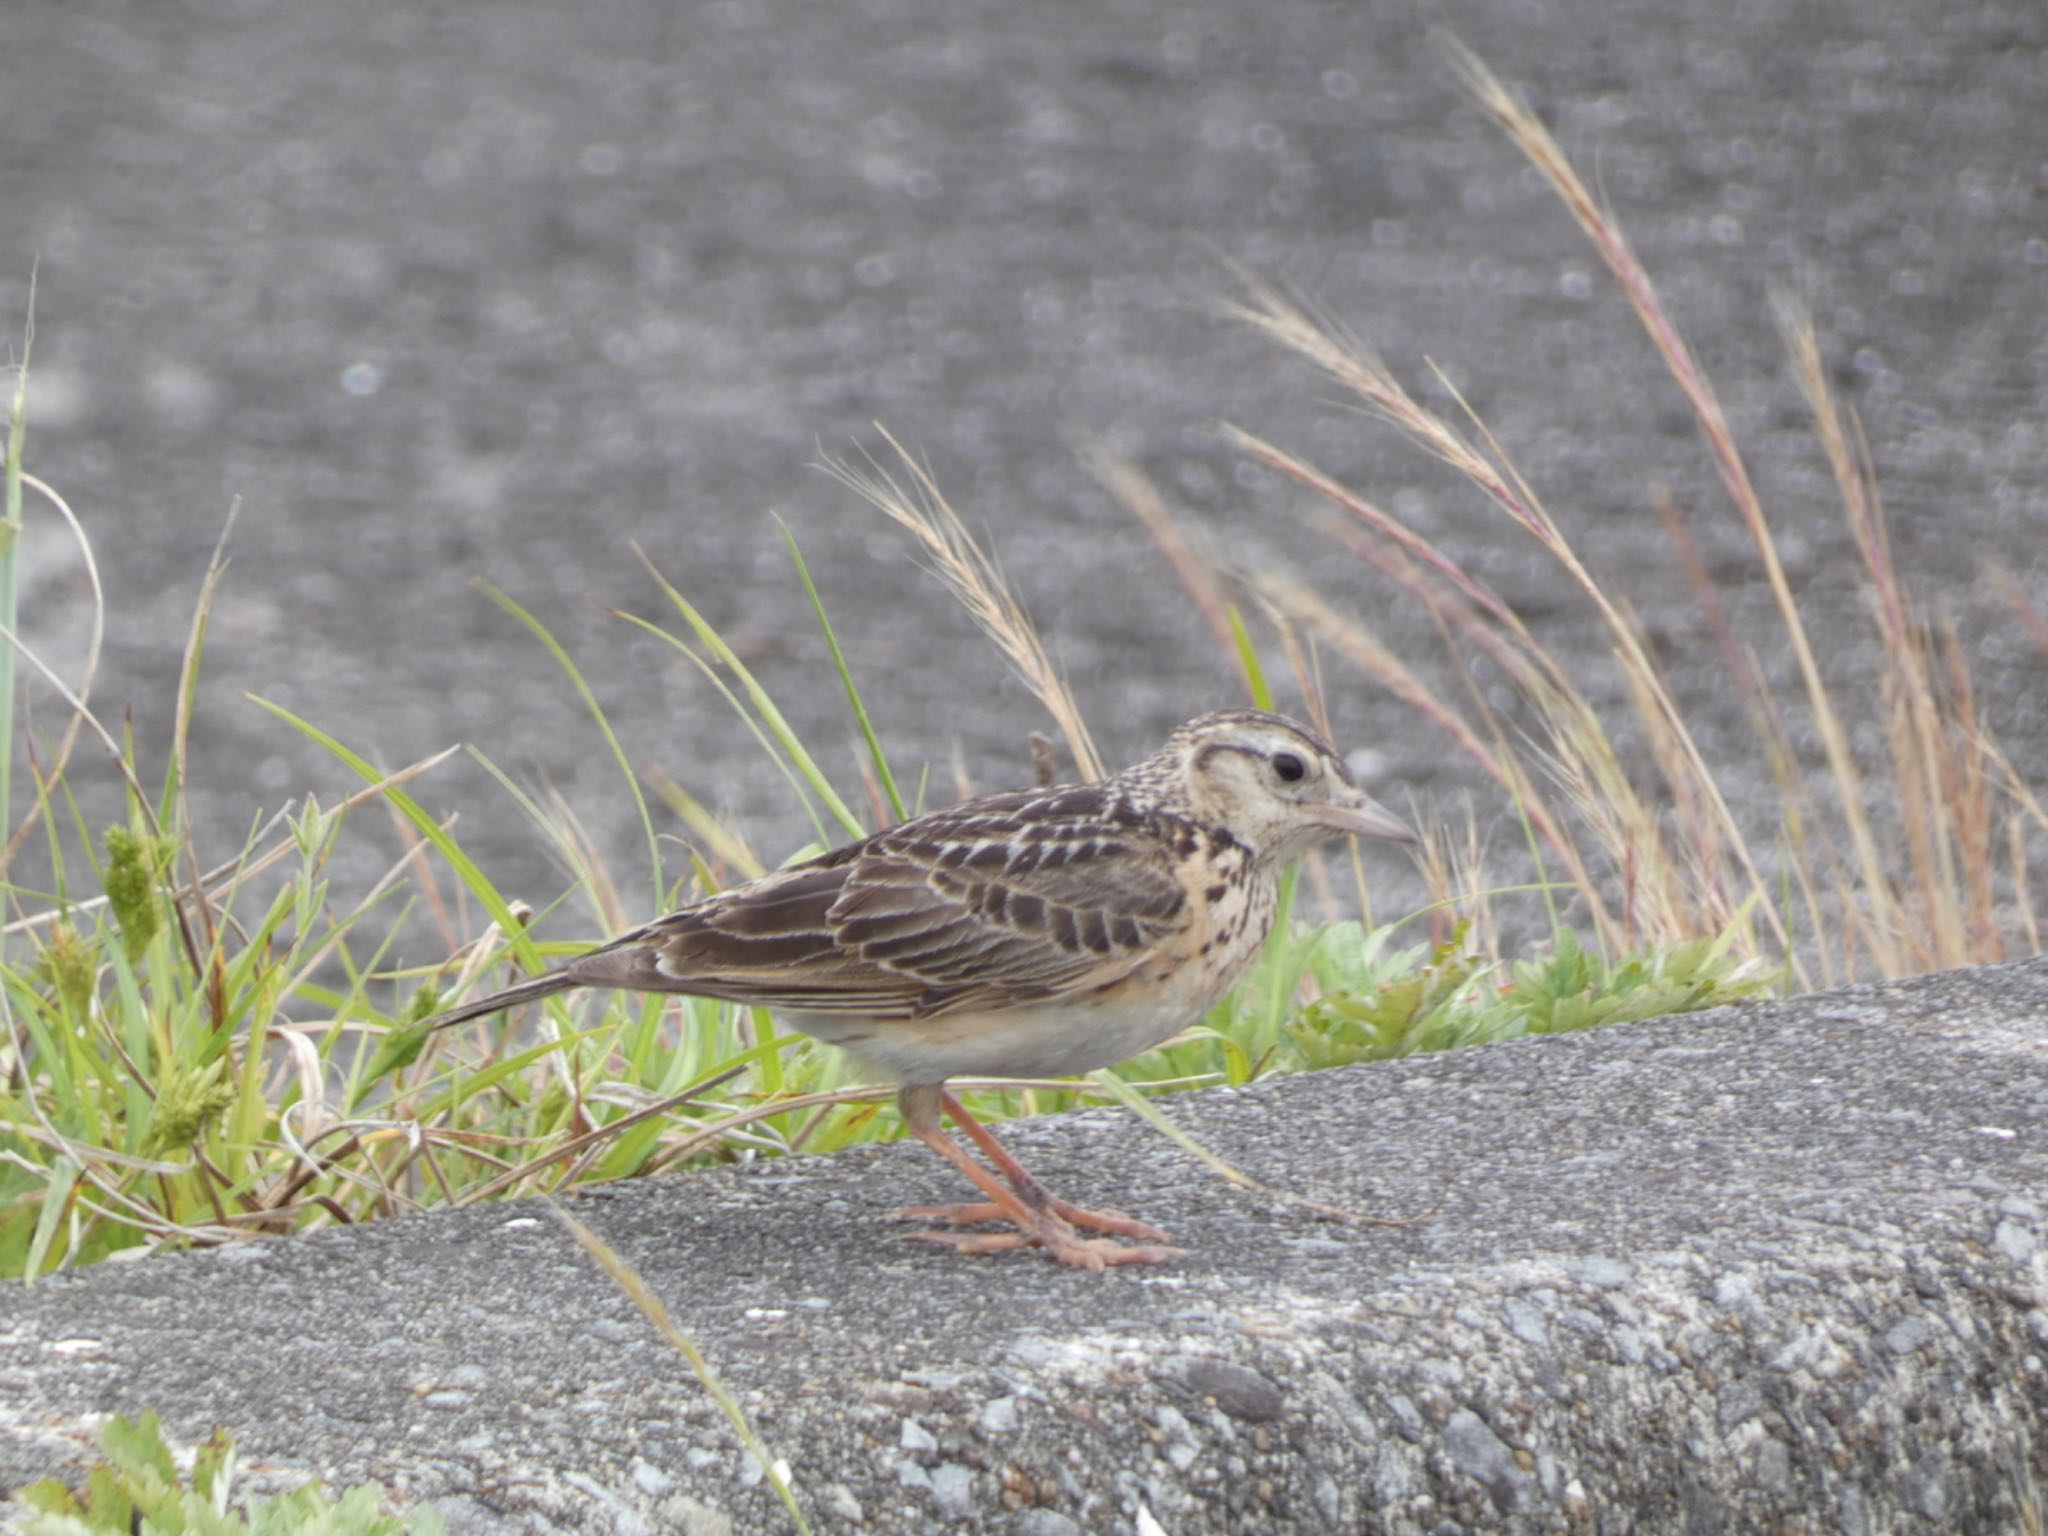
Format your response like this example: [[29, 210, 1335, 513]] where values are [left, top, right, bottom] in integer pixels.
[[18, 1412, 444, 1536], [1289, 924, 1497, 1067], [1288, 918, 1780, 1069]]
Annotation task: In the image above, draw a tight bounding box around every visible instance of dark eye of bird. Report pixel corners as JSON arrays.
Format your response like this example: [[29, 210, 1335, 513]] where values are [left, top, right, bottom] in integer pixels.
[[1271, 751, 1307, 783]]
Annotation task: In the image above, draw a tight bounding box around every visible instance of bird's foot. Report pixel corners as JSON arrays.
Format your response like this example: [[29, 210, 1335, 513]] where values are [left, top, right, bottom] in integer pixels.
[[897, 1205, 1181, 1268], [894, 1198, 1169, 1243]]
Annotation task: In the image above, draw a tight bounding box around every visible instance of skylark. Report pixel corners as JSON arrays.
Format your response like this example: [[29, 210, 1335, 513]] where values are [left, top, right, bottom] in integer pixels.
[[426, 708, 1417, 1268]]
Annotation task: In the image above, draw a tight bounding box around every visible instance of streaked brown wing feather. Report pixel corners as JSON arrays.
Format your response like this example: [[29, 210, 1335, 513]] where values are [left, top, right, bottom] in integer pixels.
[[566, 784, 1189, 1017], [856, 785, 1189, 1011], [571, 861, 927, 1017]]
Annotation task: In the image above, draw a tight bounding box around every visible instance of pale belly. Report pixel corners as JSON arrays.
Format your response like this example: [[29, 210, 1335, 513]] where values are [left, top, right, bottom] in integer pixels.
[[785, 948, 1256, 1085]]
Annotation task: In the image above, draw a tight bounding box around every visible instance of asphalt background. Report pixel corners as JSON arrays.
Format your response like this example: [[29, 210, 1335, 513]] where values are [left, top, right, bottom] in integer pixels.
[[5, 1, 2045, 944]]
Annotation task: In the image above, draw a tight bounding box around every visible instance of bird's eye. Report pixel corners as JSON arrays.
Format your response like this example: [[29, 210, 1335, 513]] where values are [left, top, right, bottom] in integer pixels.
[[1271, 751, 1308, 784]]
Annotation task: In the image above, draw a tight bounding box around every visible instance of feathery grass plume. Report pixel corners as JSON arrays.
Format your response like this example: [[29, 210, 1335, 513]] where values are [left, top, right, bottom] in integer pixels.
[[1441, 38, 1921, 965], [1441, 33, 2037, 976], [1219, 269, 1782, 963], [825, 427, 1101, 778], [1086, 442, 1239, 663], [1091, 39, 2042, 983]]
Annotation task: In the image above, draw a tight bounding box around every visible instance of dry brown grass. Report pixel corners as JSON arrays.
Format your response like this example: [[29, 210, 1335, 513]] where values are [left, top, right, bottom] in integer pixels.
[[1100, 39, 2044, 987]]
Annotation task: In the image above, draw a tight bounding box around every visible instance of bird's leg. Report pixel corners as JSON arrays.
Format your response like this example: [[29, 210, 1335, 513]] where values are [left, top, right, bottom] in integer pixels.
[[892, 1085, 1180, 1268], [926, 1090, 1170, 1243]]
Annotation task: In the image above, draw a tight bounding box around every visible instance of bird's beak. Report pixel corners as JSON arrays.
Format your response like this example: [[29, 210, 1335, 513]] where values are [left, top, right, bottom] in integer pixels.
[[1312, 785, 1421, 846]]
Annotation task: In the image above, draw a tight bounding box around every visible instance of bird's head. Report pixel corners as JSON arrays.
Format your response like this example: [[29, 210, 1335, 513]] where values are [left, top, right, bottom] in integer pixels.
[[1147, 709, 1419, 864]]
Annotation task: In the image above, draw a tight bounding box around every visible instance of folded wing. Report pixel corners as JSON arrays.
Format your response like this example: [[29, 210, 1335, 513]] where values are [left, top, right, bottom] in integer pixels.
[[564, 786, 1189, 1017]]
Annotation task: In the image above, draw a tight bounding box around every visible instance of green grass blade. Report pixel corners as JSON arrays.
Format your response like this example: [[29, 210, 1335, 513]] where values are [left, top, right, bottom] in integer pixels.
[[476, 581, 664, 912], [0, 281, 31, 882], [244, 696, 544, 971], [1227, 604, 1274, 711], [746, 1004, 784, 1095], [400, 1029, 597, 1124], [634, 557, 866, 839], [22, 1152, 76, 1283], [1257, 865, 1302, 1044], [610, 609, 833, 849], [781, 521, 905, 823]]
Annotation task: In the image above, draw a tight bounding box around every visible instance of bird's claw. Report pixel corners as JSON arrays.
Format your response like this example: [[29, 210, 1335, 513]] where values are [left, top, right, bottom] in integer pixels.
[[894, 1199, 1169, 1243], [898, 1205, 1182, 1268]]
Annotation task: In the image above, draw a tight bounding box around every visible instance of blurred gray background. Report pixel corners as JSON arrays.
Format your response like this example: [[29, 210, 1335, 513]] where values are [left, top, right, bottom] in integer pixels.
[[4, 1, 2044, 944]]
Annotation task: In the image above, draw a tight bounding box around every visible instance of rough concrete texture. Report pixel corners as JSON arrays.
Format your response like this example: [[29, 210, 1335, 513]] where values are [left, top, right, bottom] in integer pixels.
[[5, 960, 2046, 1533]]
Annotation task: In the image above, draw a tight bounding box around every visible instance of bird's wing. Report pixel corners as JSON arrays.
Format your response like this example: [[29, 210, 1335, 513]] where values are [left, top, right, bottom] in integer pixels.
[[593, 786, 1190, 1018]]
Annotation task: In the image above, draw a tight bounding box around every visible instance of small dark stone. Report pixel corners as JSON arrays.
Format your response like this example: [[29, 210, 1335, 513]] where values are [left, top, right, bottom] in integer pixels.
[[1177, 1360, 1286, 1422]]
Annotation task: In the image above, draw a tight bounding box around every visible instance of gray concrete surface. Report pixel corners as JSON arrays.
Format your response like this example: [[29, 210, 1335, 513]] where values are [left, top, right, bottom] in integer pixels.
[[5, 959, 2045, 1533], [3, 1, 2045, 926]]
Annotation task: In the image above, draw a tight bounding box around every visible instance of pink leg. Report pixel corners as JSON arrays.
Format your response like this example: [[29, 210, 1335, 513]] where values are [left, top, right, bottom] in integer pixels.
[[893, 1085, 1180, 1269], [897, 1090, 1170, 1242]]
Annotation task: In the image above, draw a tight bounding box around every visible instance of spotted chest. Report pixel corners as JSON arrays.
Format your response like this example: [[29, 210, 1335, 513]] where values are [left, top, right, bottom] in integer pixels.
[[1155, 823, 1278, 1013], [1059, 813, 1278, 1037]]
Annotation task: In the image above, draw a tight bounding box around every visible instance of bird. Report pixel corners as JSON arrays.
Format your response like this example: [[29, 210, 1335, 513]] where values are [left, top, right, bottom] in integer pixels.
[[423, 708, 1418, 1268]]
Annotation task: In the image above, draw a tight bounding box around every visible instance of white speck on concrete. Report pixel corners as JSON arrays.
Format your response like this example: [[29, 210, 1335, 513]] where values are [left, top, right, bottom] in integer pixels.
[[1994, 1219, 2038, 1263], [977, 1395, 1021, 1434], [822, 1484, 863, 1523], [930, 1463, 975, 1517]]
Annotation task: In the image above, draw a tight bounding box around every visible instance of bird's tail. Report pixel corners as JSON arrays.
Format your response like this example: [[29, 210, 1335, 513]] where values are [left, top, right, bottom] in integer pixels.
[[423, 970, 579, 1033]]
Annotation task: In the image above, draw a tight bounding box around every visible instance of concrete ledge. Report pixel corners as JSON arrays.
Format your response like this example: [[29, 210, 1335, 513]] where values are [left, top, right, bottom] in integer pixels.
[[5, 961, 2046, 1533]]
